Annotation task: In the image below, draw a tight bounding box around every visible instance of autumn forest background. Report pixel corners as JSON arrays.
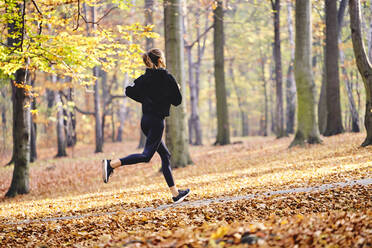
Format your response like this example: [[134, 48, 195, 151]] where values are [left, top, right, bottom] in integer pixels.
[[0, 0, 371, 247]]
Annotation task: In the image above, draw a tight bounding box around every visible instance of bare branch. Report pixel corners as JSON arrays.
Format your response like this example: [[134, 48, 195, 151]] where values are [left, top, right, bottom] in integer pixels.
[[74, 105, 95, 115], [186, 24, 213, 49]]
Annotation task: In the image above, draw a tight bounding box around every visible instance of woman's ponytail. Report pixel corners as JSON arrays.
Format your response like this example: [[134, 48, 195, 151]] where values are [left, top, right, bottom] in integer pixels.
[[142, 48, 166, 69], [143, 53, 154, 68]]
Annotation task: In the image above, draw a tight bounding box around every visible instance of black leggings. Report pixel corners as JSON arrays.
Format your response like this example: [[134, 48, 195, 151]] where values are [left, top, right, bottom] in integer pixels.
[[119, 113, 175, 187]]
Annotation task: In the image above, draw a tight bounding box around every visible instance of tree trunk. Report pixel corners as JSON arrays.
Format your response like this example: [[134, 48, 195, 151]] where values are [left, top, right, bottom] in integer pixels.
[[286, 0, 296, 134], [137, 0, 154, 148], [260, 53, 269, 137], [66, 87, 77, 147], [290, 0, 322, 147], [349, 0, 372, 146], [1, 89, 6, 151], [318, 48, 327, 135], [338, 0, 359, 132], [55, 86, 67, 157], [145, 0, 154, 49], [229, 59, 248, 137], [213, 0, 230, 145], [324, 0, 344, 136], [164, 0, 192, 167], [93, 66, 103, 152], [30, 75, 37, 162], [192, 7, 208, 145], [117, 75, 129, 142], [368, 1, 372, 61], [6, 68, 30, 197], [6, 1, 30, 197], [186, 46, 202, 145], [101, 68, 108, 142], [272, 0, 285, 137], [92, 6, 103, 153]]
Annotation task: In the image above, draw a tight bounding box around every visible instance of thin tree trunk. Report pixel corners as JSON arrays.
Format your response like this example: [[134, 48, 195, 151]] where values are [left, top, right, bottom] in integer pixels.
[[192, 7, 208, 145], [286, 0, 296, 134], [93, 66, 103, 152], [55, 84, 67, 157], [272, 0, 285, 137], [101, 68, 108, 142], [186, 46, 194, 144], [213, 0, 230, 145], [111, 106, 115, 142], [66, 87, 77, 147], [318, 49, 327, 134], [30, 75, 37, 162], [92, 6, 103, 153], [137, 0, 153, 148], [229, 59, 248, 137], [349, 0, 372, 146], [164, 0, 192, 167], [290, 0, 322, 147], [324, 0, 344, 136], [117, 74, 129, 142], [260, 52, 269, 137]]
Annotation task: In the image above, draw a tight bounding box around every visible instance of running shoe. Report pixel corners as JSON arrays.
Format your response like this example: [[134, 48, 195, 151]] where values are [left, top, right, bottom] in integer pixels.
[[102, 159, 113, 183], [172, 189, 190, 203]]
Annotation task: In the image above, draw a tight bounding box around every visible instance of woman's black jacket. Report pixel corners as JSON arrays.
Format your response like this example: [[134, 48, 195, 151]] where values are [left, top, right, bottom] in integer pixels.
[[125, 68, 182, 118]]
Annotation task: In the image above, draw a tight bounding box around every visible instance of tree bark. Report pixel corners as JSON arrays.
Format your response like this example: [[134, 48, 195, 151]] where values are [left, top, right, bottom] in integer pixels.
[[338, 0, 359, 132], [137, 0, 154, 148], [164, 0, 192, 167], [191, 7, 209, 145], [1, 89, 6, 151], [55, 83, 67, 157], [318, 48, 328, 134], [285, 0, 296, 134], [145, 0, 154, 50], [324, 0, 344, 136], [186, 45, 203, 145], [229, 59, 248, 136], [349, 0, 372, 146], [272, 0, 285, 137], [30, 75, 37, 162], [6, 1, 30, 197], [213, 0, 230, 145], [92, 6, 103, 153], [93, 66, 103, 153], [65, 87, 77, 147], [6, 68, 30, 197], [290, 0, 322, 147], [368, 1, 372, 61], [117, 74, 129, 142], [101, 68, 108, 142], [260, 52, 269, 137]]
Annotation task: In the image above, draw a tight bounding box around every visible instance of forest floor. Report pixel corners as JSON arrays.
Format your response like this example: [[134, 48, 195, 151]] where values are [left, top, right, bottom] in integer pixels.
[[0, 133, 371, 247]]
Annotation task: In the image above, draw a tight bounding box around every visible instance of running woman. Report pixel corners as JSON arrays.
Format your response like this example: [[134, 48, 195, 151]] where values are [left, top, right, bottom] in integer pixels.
[[102, 48, 190, 204]]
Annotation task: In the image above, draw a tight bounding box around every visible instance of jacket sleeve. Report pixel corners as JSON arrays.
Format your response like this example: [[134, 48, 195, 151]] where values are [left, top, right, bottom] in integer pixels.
[[168, 74, 182, 106], [125, 75, 144, 103]]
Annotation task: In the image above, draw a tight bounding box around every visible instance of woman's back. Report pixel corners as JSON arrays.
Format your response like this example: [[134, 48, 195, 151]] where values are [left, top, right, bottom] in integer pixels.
[[125, 68, 182, 118]]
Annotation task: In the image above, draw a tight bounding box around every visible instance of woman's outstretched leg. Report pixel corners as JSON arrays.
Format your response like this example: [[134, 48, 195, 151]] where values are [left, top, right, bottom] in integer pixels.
[[156, 141, 190, 202], [102, 114, 163, 182]]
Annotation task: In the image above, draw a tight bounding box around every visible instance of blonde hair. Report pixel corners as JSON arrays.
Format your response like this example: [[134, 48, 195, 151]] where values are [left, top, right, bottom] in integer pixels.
[[143, 48, 166, 69]]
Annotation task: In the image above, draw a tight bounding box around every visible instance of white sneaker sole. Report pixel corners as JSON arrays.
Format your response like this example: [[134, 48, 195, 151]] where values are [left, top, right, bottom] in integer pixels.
[[102, 160, 108, 183], [174, 190, 190, 204]]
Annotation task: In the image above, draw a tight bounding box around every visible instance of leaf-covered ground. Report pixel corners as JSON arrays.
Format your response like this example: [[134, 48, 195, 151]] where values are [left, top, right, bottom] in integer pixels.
[[0, 133, 371, 247]]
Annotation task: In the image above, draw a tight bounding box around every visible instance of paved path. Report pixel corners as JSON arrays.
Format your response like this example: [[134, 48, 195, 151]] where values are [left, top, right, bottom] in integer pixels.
[[3, 178, 371, 226]]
